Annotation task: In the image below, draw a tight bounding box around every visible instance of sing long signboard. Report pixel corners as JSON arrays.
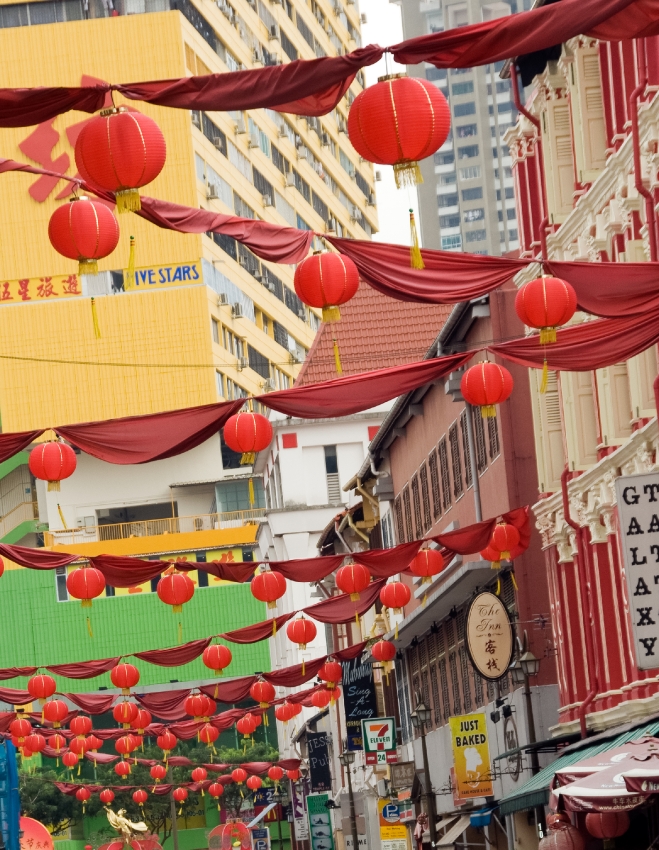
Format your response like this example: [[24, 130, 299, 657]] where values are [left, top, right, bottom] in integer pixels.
[[616, 472, 659, 668]]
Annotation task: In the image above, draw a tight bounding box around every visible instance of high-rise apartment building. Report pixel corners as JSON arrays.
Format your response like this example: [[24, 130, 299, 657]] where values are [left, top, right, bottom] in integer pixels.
[[393, 0, 530, 255]]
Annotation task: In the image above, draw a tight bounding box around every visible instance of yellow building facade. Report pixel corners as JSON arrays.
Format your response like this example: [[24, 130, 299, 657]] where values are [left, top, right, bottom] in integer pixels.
[[0, 3, 376, 430]]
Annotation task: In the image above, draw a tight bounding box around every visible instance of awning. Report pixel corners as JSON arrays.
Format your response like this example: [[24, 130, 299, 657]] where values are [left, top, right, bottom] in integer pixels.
[[551, 761, 648, 812], [555, 738, 659, 786], [498, 717, 659, 817], [436, 815, 471, 847], [493, 732, 580, 762]]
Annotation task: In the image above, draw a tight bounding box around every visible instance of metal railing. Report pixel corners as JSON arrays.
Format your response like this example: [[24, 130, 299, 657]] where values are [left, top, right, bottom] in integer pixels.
[[43, 508, 265, 546], [0, 501, 38, 540]]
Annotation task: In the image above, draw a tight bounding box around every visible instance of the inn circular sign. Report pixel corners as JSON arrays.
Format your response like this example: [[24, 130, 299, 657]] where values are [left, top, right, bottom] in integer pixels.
[[465, 591, 514, 681]]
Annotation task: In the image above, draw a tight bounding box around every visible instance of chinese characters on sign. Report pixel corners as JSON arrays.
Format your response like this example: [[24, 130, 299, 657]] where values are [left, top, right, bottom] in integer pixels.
[[361, 717, 397, 765], [465, 591, 514, 680], [615, 472, 659, 668], [448, 712, 493, 799], [0, 274, 81, 303]]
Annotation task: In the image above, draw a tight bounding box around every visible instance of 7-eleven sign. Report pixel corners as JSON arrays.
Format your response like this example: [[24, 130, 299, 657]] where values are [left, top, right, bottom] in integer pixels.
[[361, 717, 398, 765]]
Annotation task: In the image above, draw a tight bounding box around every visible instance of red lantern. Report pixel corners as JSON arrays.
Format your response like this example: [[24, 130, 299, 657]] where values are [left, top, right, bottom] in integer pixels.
[[114, 701, 139, 728], [75, 107, 167, 213], [131, 709, 152, 734], [547, 814, 571, 831], [372, 640, 396, 663], [28, 442, 77, 492], [335, 564, 371, 601], [87, 735, 103, 752], [347, 75, 450, 188], [539, 825, 585, 850], [9, 717, 31, 743], [231, 768, 248, 785], [294, 252, 360, 322], [584, 812, 630, 839], [185, 693, 208, 719], [200, 695, 216, 718], [200, 723, 220, 745], [25, 733, 45, 754], [202, 644, 232, 676], [150, 764, 167, 783], [27, 674, 56, 703], [409, 549, 445, 583], [66, 567, 106, 607], [246, 776, 262, 791], [286, 769, 300, 782], [115, 760, 132, 777], [43, 699, 68, 728], [110, 663, 140, 695], [379, 581, 411, 614], [157, 572, 195, 613], [115, 734, 138, 756], [191, 767, 208, 783], [515, 276, 578, 345], [70, 715, 93, 738], [250, 680, 276, 708], [236, 715, 258, 740], [0, 558, 4, 578], [311, 689, 332, 709], [100, 789, 115, 804], [47, 733, 66, 754], [62, 751, 78, 769], [157, 731, 177, 756], [286, 616, 317, 650], [76, 787, 91, 804], [172, 787, 188, 802], [318, 661, 342, 689], [208, 782, 224, 798], [48, 197, 120, 276], [490, 523, 521, 561], [133, 789, 148, 806], [274, 702, 296, 724], [480, 545, 503, 568], [268, 766, 284, 782], [251, 570, 286, 609], [223, 411, 273, 465], [69, 737, 90, 758], [460, 362, 514, 418]]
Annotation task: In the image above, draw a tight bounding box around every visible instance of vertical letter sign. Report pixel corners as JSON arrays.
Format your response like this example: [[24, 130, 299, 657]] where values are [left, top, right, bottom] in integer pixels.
[[616, 472, 659, 668]]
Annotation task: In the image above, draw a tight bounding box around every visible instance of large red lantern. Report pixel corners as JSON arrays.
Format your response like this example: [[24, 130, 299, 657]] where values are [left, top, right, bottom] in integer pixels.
[[27, 674, 57, 703], [25, 733, 45, 754], [185, 693, 209, 719], [70, 715, 92, 738], [480, 545, 503, 568], [286, 616, 317, 650], [157, 572, 195, 613], [311, 689, 332, 709], [223, 411, 273, 465], [110, 663, 140, 695], [231, 768, 248, 785], [100, 789, 115, 804], [29, 442, 77, 491], [9, 717, 31, 744], [131, 709, 152, 735], [75, 107, 167, 213], [515, 276, 577, 345], [191, 767, 208, 783], [62, 751, 78, 769], [250, 680, 276, 708], [251, 570, 286, 609], [43, 699, 68, 727], [246, 775, 262, 791], [294, 252, 360, 322], [114, 701, 139, 728], [202, 644, 232, 676], [173, 788, 188, 813], [268, 766, 284, 782], [460, 362, 514, 418], [150, 764, 167, 783], [115, 734, 138, 756], [157, 730, 177, 757], [286, 769, 300, 782], [584, 812, 630, 840], [371, 640, 396, 663], [347, 75, 450, 188], [335, 564, 371, 601], [48, 197, 120, 275], [200, 723, 220, 746], [69, 737, 90, 758], [236, 714, 258, 740], [66, 566, 106, 607], [379, 581, 411, 614], [318, 660, 342, 689], [87, 735, 102, 752], [274, 702, 296, 724], [76, 787, 91, 811], [208, 782, 224, 799], [132, 789, 148, 806], [115, 760, 132, 777], [47, 733, 66, 754], [490, 523, 521, 561], [409, 549, 445, 583]]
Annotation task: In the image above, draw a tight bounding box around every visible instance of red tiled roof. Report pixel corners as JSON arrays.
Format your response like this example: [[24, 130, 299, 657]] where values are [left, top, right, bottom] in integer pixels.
[[295, 283, 454, 386]]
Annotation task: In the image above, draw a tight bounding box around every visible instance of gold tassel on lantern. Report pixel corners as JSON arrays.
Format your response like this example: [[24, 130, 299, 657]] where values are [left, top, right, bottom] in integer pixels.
[[540, 360, 549, 394], [322, 306, 341, 323], [240, 451, 256, 465], [490, 559, 501, 571], [116, 188, 141, 214], [248, 478, 255, 507], [540, 327, 557, 345], [496, 578, 501, 596], [480, 404, 496, 418], [125, 236, 136, 291], [510, 571, 518, 591], [91, 297, 101, 339], [302, 659, 305, 676], [79, 259, 98, 276], [86, 617, 93, 639], [409, 210, 425, 270], [272, 618, 277, 637], [394, 161, 423, 189], [333, 339, 343, 376], [57, 503, 67, 526]]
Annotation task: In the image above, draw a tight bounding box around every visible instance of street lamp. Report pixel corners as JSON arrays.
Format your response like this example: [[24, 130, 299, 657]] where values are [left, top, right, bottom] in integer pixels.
[[271, 786, 285, 850], [339, 744, 359, 850], [410, 703, 437, 848]]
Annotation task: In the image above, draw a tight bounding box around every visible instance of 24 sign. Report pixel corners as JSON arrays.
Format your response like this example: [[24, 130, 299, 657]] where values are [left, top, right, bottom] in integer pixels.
[[361, 717, 397, 765]]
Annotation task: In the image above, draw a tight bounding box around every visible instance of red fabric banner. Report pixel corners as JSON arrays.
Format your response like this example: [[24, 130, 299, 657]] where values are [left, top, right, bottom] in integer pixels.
[[302, 582, 386, 623], [0, 667, 36, 680], [65, 693, 117, 714], [0, 687, 31, 705], [221, 614, 295, 644], [261, 353, 473, 419], [48, 659, 120, 679], [134, 639, 212, 667], [0, 431, 43, 466], [547, 260, 659, 318], [0, 544, 77, 569]]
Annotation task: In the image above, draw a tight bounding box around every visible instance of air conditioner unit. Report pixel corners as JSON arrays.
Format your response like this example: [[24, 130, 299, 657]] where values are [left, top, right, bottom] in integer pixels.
[[278, 125, 288, 138], [349, 205, 360, 222], [253, 270, 263, 282], [297, 308, 306, 320], [348, 166, 356, 179], [288, 352, 300, 365], [285, 172, 296, 187], [229, 11, 237, 23], [265, 280, 276, 293], [191, 112, 201, 128], [238, 255, 248, 269], [235, 115, 247, 134], [360, 12, 366, 22], [262, 194, 273, 207], [246, 0, 256, 8], [252, 48, 263, 65], [321, 132, 330, 147], [367, 191, 376, 206], [337, 118, 346, 133], [218, 293, 228, 305], [297, 146, 309, 161], [206, 183, 220, 200], [232, 303, 244, 319], [375, 170, 382, 181], [332, 3, 340, 14], [248, 131, 260, 148], [294, 134, 302, 148], [237, 356, 249, 370], [261, 378, 276, 391], [269, 23, 280, 39], [326, 216, 337, 233]]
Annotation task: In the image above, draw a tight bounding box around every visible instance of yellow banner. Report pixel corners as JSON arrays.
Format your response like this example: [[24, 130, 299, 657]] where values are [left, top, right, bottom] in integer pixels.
[[449, 712, 493, 799], [127, 260, 202, 290], [0, 273, 82, 303]]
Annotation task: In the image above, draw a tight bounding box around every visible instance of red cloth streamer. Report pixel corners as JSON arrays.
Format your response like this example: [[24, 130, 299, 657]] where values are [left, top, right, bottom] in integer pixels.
[[134, 639, 213, 667], [220, 614, 295, 644], [301, 581, 385, 623]]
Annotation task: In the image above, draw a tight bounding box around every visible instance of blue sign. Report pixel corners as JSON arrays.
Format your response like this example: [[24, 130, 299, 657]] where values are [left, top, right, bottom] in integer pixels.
[[0, 741, 20, 850], [251, 827, 270, 850], [254, 789, 275, 806]]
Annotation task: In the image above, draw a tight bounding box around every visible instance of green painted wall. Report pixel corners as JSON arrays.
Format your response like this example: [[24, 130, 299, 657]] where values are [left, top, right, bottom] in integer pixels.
[[0, 568, 271, 690]]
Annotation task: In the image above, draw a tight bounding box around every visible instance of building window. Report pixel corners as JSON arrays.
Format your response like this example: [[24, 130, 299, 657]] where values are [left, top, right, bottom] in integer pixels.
[[394, 495, 405, 545], [460, 165, 481, 179], [488, 415, 500, 459], [474, 411, 488, 472], [439, 657, 450, 723], [462, 187, 483, 201], [429, 449, 442, 520], [438, 437, 452, 510], [454, 102, 476, 117], [324, 445, 341, 504], [466, 229, 487, 242], [55, 567, 68, 602], [395, 655, 413, 744], [420, 463, 432, 533], [460, 410, 473, 489], [402, 485, 413, 543], [215, 370, 224, 398], [448, 423, 463, 499], [438, 193, 458, 208], [464, 208, 485, 222], [440, 172, 457, 185], [452, 81, 474, 96], [456, 123, 477, 138], [441, 235, 462, 250], [449, 651, 462, 715], [434, 151, 455, 165], [457, 144, 479, 159], [440, 214, 461, 228], [211, 318, 220, 344], [411, 473, 422, 540], [426, 67, 446, 81]]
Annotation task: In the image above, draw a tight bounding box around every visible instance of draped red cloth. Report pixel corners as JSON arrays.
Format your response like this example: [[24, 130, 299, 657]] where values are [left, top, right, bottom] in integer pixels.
[[355, 543, 422, 576], [0, 544, 77, 569], [221, 614, 294, 644], [0, 667, 36, 680], [133, 639, 212, 667], [302, 582, 385, 623], [389, 0, 650, 68], [0, 431, 43, 466], [547, 261, 659, 318], [262, 353, 473, 418], [48, 659, 119, 679], [0, 687, 31, 704], [65, 693, 117, 714], [489, 308, 659, 371]]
